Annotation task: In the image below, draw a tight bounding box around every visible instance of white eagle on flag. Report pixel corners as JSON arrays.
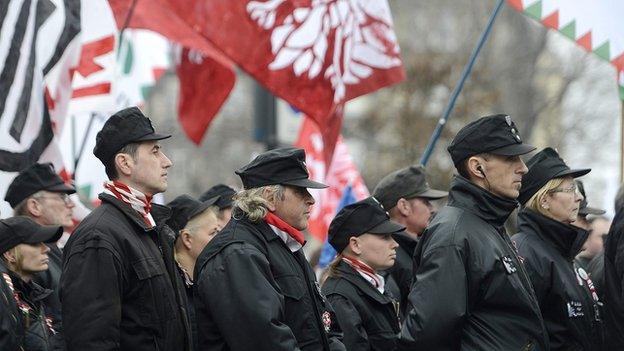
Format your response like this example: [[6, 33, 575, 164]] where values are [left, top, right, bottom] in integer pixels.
[[247, 0, 403, 103]]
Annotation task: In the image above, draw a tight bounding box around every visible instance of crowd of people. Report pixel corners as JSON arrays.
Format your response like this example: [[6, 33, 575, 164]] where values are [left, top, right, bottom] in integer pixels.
[[1, 107, 623, 351]]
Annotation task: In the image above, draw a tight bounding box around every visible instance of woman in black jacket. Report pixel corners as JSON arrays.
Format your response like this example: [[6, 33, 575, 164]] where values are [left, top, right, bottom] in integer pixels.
[[512, 148, 604, 350], [0, 216, 63, 351], [322, 197, 405, 351]]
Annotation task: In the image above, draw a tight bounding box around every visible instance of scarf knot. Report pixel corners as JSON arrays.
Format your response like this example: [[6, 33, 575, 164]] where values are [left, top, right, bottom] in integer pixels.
[[342, 256, 384, 291], [104, 181, 155, 228]]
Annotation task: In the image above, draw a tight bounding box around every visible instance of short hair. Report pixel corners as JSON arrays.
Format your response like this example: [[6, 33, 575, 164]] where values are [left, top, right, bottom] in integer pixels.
[[103, 142, 140, 180], [524, 177, 567, 216], [456, 153, 491, 179], [12, 190, 45, 216], [232, 185, 285, 222], [184, 208, 219, 235]]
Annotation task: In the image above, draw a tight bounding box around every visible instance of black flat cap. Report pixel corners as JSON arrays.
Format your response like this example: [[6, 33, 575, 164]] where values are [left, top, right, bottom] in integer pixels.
[[373, 165, 447, 210], [5, 163, 75, 208], [0, 216, 63, 253], [518, 148, 590, 205], [576, 180, 606, 216], [93, 107, 170, 163], [328, 197, 405, 253], [235, 147, 327, 189], [166, 195, 219, 233], [448, 114, 535, 165], [199, 184, 236, 209]]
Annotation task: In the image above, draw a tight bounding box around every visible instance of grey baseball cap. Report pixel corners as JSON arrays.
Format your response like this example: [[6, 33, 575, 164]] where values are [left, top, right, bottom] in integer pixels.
[[373, 165, 448, 211]]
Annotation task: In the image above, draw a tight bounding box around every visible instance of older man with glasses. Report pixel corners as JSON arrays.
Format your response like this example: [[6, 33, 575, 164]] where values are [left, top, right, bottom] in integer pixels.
[[4, 162, 76, 346]]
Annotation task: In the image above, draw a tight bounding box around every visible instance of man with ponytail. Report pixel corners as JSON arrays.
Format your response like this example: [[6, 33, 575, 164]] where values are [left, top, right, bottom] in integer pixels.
[[60, 107, 192, 351], [194, 147, 345, 351]]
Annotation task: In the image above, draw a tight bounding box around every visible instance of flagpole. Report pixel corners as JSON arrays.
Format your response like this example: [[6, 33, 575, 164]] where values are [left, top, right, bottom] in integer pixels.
[[419, 0, 505, 166]]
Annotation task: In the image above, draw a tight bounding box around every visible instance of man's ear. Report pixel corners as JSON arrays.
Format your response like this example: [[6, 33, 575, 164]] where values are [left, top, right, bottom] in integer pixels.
[[115, 153, 134, 177], [396, 198, 411, 217], [263, 187, 278, 212], [26, 197, 42, 217], [467, 156, 486, 179]]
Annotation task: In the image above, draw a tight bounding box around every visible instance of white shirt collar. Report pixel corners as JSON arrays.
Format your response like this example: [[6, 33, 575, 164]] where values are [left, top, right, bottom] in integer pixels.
[[268, 224, 303, 253]]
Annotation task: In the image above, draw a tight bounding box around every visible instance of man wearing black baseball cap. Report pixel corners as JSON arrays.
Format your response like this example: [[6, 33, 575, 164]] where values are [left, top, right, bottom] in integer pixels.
[[373, 165, 447, 320], [61, 107, 192, 351], [322, 197, 404, 350], [4, 162, 76, 336], [401, 114, 549, 350], [199, 184, 236, 227], [0, 216, 63, 350], [194, 147, 345, 351]]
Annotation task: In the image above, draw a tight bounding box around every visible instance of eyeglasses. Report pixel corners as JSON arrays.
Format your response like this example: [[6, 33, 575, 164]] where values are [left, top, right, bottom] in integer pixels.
[[548, 184, 578, 194], [34, 193, 73, 206]]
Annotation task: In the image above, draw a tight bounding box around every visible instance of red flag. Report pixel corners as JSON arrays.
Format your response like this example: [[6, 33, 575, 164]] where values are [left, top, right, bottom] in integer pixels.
[[108, 0, 236, 144], [162, 0, 405, 149], [177, 48, 236, 144], [295, 117, 369, 241]]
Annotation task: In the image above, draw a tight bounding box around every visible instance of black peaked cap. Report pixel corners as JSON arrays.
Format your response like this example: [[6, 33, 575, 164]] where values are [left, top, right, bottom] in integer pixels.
[[199, 184, 236, 209], [447, 114, 535, 165], [576, 180, 606, 216], [0, 216, 63, 253], [93, 106, 170, 163], [518, 147, 590, 205], [328, 197, 405, 253], [5, 163, 75, 208], [373, 165, 448, 210], [166, 195, 219, 234], [235, 147, 327, 189]]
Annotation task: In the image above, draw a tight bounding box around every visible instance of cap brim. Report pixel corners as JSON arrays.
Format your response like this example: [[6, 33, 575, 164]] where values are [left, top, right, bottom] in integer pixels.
[[282, 178, 328, 189], [134, 132, 171, 142], [24, 225, 63, 245], [490, 143, 536, 156], [188, 197, 220, 220], [555, 168, 591, 179], [47, 183, 76, 194], [412, 189, 448, 200], [368, 219, 405, 234], [579, 206, 606, 216]]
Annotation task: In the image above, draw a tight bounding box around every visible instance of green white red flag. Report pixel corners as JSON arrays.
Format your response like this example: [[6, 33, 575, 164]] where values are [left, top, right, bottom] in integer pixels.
[[508, 0, 624, 100]]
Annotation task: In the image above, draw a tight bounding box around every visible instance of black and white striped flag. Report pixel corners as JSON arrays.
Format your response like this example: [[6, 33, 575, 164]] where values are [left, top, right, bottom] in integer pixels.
[[0, 0, 81, 216]]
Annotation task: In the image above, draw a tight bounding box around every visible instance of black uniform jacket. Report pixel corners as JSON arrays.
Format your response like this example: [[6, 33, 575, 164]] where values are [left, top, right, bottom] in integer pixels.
[[61, 193, 192, 351], [0, 261, 58, 351], [322, 260, 400, 351], [400, 176, 548, 351], [384, 231, 417, 322], [194, 213, 345, 351], [604, 204, 624, 349], [513, 209, 604, 351]]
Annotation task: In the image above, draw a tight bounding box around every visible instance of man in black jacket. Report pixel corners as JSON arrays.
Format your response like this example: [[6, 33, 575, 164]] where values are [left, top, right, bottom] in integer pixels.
[[60, 107, 192, 351], [194, 147, 345, 351], [400, 114, 549, 350], [373, 165, 447, 321]]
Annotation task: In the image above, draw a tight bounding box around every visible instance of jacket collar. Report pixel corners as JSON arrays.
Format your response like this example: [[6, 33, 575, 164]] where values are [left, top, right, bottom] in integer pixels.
[[3, 266, 52, 302], [335, 260, 393, 305], [447, 175, 518, 228], [99, 193, 171, 232], [518, 208, 589, 259]]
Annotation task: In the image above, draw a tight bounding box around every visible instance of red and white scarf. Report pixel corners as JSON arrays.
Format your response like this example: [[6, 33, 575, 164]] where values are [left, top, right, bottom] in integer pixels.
[[104, 181, 156, 228], [265, 212, 305, 252], [342, 256, 385, 293]]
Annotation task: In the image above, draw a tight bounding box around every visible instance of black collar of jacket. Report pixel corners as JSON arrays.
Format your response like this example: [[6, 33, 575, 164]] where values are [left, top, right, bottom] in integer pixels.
[[99, 193, 172, 232], [392, 231, 418, 254], [518, 208, 589, 260], [447, 175, 518, 228], [334, 260, 393, 305]]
